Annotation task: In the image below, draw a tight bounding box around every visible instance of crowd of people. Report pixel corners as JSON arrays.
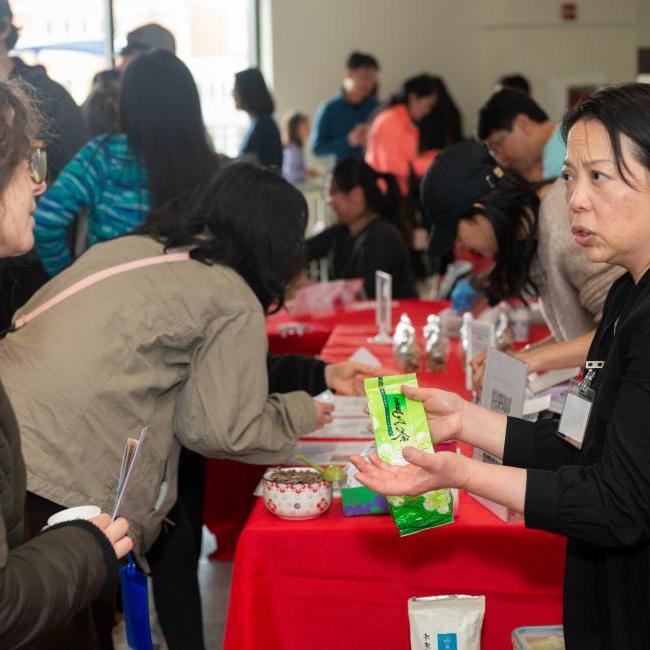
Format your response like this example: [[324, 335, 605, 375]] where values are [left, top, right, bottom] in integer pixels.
[[0, 0, 649, 647]]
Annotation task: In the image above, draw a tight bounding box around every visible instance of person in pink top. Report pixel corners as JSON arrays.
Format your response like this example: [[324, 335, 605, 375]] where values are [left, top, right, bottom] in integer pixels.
[[365, 74, 439, 196]]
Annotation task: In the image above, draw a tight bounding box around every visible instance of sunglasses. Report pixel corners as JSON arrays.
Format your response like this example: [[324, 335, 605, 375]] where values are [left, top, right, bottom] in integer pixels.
[[28, 141, 47, 184]]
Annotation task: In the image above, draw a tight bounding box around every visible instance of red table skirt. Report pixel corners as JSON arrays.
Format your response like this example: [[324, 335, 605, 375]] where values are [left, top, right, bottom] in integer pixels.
[[223, 495, 565, 650], [205, 299, 549, 560]]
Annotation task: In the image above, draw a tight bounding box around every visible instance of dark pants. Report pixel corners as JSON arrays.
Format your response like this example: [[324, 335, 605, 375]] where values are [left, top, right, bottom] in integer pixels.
[[147, 448, 206, 650], [25, 492, 116, 650]]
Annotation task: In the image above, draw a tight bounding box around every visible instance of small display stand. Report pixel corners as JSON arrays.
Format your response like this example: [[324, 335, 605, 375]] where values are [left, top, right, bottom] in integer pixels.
[[369, 271, 392, 344]]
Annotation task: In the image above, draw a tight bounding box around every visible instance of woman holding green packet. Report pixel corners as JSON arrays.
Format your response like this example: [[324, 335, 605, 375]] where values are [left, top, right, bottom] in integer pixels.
[[353, 83, 650, 649]]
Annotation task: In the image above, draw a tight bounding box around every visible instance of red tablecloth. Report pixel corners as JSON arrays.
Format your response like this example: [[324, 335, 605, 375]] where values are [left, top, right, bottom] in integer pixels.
[[205, 300, 549, 560], [223, 495, 565, 650]]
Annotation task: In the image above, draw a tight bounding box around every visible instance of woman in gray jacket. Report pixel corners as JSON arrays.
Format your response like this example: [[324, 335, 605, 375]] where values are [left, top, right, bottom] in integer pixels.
[[0, 81, 132, 648], [0, 161, 331, 645]]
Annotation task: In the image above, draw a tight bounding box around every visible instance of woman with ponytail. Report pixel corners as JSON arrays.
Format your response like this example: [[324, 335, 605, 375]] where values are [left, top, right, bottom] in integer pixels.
[[365, 74, 439, 195], [306, 157, 417, 298]]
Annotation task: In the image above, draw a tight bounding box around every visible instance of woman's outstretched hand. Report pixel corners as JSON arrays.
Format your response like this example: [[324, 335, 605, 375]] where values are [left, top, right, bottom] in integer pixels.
[[349, 449, 468, 497]]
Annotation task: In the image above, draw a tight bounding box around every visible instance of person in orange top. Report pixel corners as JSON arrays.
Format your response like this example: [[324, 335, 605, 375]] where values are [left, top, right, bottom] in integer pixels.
[[365, 74, 439, 196]]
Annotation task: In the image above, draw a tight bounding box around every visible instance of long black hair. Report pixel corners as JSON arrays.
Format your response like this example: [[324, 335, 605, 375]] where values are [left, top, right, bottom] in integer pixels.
[[418, 76, 463, 149], [332, 158, 409, 242], [120, 49, 217, 210], [141, 162, 307, 312], [234, 68, 275, 116], [390, 74, 437, 107], [562, 83, 650, 186], [461, 173, 550, 303]]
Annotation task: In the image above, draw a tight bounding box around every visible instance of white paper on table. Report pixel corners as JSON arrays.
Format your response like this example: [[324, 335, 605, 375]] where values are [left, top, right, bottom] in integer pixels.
[[301, 417, 372, 439], [290, 439, 372, 464], [331, 396, 368, 418], [522, 393, 552, 416], [480, 348, 528, 417], [528, 367, 580, 394], [312, 393, 369, 418], [348, 346, 382, 368]]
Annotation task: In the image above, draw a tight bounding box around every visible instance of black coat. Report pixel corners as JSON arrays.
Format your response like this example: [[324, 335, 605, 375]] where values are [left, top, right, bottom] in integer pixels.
[[0, 383, 117, 647], [306, 219, 417, 299], [504, 269, 650, 649]]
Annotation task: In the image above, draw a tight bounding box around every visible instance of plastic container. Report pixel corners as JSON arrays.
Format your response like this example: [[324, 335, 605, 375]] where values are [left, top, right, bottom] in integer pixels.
[[512, 625, 565, 649]]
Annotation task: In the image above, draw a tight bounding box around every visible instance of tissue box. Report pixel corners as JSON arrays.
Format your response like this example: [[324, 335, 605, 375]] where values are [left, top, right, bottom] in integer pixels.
[[512, 625, 564, 649], [341, 486, 389, 516]]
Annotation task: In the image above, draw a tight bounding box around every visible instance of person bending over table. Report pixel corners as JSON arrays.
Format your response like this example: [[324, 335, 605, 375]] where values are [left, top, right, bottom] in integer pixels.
[[306, 157, 417, 299], [353, 82, 650, 649], [420, 140, 622, 391], [0, 162, 333, 647]]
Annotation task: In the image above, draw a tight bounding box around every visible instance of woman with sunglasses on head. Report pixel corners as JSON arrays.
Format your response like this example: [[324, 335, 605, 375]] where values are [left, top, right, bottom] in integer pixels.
[[420, 140, 622, 387], [33, 49, 218, 278], [0, 80, 132, 648], [354, 83, 650, 648]]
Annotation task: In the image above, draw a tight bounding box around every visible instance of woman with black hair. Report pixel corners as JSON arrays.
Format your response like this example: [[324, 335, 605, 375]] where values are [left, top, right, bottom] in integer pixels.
[[0, 162, 333, 646], [417, 76, 463, 150], [365, 74, 439, 195], [33, 49, 218, 277], [420, 140, 622, 377], [306, 157, 417, 298], [234, 67, 283, 169], [354, 82, 650, 649]]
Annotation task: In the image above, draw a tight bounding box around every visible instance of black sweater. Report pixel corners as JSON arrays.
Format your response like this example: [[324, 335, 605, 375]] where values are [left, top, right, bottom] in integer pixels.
[[306, 219, 417, 299], [504, 269, 650, 649]]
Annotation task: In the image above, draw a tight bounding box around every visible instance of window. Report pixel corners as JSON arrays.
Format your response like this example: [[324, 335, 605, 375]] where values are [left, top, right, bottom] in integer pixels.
[[10, 0, 257, 156]]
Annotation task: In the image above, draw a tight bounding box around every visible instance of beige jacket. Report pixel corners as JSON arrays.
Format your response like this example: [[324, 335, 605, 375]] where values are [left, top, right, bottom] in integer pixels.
[[531, 179, 624, 341], [0, 236, 316, 556]]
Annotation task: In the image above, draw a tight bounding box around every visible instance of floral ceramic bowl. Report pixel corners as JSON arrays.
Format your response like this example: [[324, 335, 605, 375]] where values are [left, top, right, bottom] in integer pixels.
[[262, 467, 333, 520]]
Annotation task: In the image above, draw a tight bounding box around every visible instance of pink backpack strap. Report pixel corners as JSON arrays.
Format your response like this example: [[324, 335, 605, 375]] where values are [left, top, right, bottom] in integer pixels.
[[12, 252, 191, 332]]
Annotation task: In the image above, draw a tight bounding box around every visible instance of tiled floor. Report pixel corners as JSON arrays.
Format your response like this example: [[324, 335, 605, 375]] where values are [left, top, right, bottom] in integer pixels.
[[114, 528, 233, 649]]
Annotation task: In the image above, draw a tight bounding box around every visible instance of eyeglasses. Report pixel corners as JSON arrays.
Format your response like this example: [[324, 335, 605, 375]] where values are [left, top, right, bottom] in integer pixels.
[[28, 141, 47, 184]]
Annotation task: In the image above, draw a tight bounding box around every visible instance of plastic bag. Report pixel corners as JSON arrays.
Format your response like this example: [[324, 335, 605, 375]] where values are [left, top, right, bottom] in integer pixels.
[[120, 554, 153, 650], [365, 374, 453, 536], [393, 314, 421, 372]]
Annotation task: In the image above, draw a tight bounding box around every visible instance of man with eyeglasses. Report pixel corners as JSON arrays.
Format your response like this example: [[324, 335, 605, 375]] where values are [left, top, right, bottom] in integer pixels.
[[477, 87, 566, 182]]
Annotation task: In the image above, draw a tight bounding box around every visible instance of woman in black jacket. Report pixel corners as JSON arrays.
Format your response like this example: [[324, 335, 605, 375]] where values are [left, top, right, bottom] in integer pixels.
[[0, 81, 131, 647], [306, 157, 417, 299], [353, 83, 650, 649]]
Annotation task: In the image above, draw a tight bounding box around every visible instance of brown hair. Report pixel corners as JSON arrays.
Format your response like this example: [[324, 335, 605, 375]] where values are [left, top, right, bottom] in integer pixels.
[[0, 79, 41, 197], [283, 110, 308, 147]]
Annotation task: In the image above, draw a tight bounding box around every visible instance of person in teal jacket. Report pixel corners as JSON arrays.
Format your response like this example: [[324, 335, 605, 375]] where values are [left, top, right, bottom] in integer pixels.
[[311, 51, 380, 161], [34, 50, 217, 277]]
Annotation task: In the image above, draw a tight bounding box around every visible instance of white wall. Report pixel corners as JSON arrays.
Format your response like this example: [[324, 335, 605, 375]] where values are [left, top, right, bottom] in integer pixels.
[[262, 0, 639, 144]]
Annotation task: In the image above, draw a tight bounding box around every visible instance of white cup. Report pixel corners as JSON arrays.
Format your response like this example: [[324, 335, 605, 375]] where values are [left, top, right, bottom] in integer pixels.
[[47, 505, 101, 527]]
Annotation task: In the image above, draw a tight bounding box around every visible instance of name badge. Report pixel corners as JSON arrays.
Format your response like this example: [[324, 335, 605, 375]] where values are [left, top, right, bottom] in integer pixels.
[[557, 362, 603, 449]]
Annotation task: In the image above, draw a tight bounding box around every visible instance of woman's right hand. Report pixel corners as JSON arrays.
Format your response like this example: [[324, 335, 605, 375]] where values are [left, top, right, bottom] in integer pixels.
[[313, 399, 335, 428], [90, 514, 133, 559], [400, 385, 467, 444]]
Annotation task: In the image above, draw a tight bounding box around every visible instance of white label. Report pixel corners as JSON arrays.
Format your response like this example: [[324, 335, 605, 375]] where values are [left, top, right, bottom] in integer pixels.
[[558, 392, 592, 448], [480, 348, 527, 417]]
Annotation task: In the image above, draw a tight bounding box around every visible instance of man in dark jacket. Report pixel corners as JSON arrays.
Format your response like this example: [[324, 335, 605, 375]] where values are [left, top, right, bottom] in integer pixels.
[[0, 0, 89, 330]]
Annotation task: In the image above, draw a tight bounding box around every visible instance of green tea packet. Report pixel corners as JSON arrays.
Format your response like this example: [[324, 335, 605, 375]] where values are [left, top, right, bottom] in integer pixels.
[[364, 373, 454, 535]]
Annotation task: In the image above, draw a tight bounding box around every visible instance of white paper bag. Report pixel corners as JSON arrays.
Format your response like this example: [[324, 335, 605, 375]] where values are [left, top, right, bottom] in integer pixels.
[[409, 595, 485, 650]]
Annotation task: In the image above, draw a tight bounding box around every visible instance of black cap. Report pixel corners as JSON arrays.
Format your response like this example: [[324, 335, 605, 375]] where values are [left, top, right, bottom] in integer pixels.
[[420, 141, 504, 258], [0, 0, 12, 19], [121, 23, 176, 56]]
